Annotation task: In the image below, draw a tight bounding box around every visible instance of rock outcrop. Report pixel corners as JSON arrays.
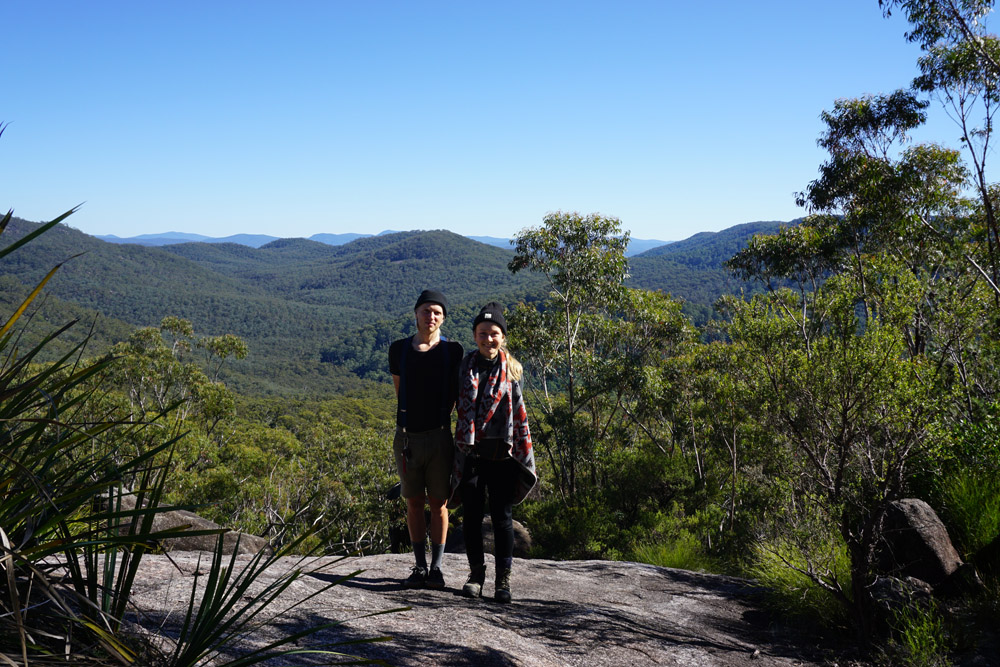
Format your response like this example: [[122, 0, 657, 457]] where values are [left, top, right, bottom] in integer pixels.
[[127, 552, 854, 666]]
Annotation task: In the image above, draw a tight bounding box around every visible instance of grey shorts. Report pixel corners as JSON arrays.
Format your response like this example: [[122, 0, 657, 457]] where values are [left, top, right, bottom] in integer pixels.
[[393, 427, 454, 501]]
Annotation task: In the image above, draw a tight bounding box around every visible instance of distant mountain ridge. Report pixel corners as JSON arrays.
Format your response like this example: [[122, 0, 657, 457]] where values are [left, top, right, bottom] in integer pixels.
[[5, 216, 798, 395], [97, 230, 672, 257]]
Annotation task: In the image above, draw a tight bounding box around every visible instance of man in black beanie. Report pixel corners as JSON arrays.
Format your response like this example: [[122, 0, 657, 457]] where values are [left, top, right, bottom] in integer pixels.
[[388, 289, 464, 589]]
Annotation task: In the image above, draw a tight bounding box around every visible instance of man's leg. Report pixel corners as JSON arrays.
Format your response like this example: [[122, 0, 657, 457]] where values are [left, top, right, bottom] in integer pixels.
[[424, 495, 448, 588], [406, 494, 428, 544], [395, 429, 429, 588], [422, 428, 454, 589], [428, 496, 448, 545], [403, 494, 429, 588], [406, 494, 428, 570]]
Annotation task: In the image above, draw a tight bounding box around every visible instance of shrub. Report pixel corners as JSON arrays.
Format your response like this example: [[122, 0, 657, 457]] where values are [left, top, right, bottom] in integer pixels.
[[746, 537, 852, 631]]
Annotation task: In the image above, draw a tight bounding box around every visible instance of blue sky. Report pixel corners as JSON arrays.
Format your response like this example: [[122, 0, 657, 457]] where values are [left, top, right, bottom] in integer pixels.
[[2, 1, 968, 242]]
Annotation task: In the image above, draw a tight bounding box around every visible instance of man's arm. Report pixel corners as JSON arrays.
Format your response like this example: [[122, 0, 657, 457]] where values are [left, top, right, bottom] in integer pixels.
[[393, 374, 401, 397]]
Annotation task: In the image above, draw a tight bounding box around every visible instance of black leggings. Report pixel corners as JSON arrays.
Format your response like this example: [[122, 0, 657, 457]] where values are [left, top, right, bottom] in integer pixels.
[[461, 456, 517, 568]]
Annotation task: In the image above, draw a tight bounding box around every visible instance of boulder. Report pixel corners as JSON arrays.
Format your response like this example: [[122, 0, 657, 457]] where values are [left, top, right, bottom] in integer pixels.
[[870, 575, 934, 620], [448, 517, 533, 557], [878, 498, 963, 587], [112, 493, 270, 556], [145, 508, 270, 555]]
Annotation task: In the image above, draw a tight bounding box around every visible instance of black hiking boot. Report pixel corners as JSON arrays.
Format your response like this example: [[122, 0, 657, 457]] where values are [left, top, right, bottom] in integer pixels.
[[494, 567, 512, 603], [425, 567, 445, 589], [462, 565, 486, 598], [403, 565, 427, 589]]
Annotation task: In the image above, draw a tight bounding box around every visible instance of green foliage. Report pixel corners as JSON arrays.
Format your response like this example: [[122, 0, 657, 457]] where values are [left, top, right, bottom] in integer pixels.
[[153, 389, 400, 554], [747, 538, 853, 631], [511, 213, 697, 503], [880, 0, 995, 52], [509, 211, 630, 307], [724, 272, 948, 633], [521, 495, 616, 560], [939, 469, 1000, 558], [816, 91, 928, 159], [881, 602, 951, 667], [522, 435, 709, 561], [718, 68, 999, 642], [629, 531, 720, 573]]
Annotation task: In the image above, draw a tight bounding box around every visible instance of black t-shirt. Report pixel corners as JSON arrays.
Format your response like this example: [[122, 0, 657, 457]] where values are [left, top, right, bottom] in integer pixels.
[[388, 337, 464, 432]]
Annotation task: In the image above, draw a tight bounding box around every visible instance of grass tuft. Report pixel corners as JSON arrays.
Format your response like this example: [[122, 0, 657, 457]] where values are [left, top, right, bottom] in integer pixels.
[[630, 530, 720, 573]]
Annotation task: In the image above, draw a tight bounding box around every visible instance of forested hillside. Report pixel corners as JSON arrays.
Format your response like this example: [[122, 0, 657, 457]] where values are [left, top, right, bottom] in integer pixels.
[[2, 218, 551, 394], [628, 220, 792, 322], [164, 230, 543, 311], [3, 216, 783, 393]]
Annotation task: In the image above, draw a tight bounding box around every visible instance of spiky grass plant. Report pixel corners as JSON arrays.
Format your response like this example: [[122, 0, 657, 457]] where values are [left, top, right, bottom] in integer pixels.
[[165, 533, 402, 666], [629, 530, 720, 573], [1, 206, 398, 664], [746, 536, 853, 630], [882, 601, 950, 667], [939, 469, 1000, 558]]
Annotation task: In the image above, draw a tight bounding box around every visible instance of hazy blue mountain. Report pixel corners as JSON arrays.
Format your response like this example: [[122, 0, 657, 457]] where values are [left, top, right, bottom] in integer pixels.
[[220, 233, 283, 246], [97, 229, 670, 255], [309, 233, 371, 245], [98, 231, 282, 247], [98, 231, 214, 245], [627, 238, 672, 255], [468, 235, 514, 249]]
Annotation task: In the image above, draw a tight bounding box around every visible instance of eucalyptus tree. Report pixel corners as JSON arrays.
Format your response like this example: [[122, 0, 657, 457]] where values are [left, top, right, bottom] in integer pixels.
[[107, 316, 246, 435], [509, 212, 693, 505], [509, 212, 629, 498], [882, 0, 1000, 299], [725, 88, 986, 639]]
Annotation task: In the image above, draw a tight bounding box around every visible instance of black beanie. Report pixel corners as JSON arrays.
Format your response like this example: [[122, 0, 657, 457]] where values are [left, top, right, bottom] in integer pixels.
[[472, 301, 507, 335], [414, 289, 448, 317]]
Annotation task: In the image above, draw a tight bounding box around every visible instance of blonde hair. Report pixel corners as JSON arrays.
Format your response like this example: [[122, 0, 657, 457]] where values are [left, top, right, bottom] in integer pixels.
[[502, 341, 523, 382]]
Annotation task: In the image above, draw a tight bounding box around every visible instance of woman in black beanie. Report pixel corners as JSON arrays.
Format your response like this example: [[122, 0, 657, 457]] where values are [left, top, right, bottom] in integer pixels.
[[450, 302, 537, 603]]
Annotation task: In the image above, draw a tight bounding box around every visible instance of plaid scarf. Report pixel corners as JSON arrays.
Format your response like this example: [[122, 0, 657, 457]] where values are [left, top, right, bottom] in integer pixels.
[[449, 349, 537, 507]]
